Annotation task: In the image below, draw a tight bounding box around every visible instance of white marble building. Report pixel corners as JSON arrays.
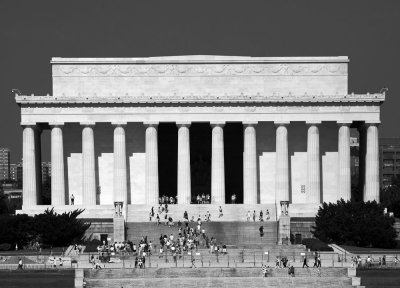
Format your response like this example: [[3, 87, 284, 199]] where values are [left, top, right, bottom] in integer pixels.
[[15, 56, 384, 223]]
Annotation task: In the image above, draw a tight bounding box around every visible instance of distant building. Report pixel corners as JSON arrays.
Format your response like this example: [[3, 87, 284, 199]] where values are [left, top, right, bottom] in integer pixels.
[[0, 148, 11, 182], [379, 137, 400, 188], [10, 163, 17, 181], [16, 162, 23, 189], [41, 161, 52, 198]]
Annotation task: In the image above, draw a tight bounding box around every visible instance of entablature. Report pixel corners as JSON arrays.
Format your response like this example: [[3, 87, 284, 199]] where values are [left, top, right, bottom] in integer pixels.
[[15, 92, 385, 105]]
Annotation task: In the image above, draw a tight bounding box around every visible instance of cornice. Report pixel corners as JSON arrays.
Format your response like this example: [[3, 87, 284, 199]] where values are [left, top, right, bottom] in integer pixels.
[[15, 93, 385, 105]]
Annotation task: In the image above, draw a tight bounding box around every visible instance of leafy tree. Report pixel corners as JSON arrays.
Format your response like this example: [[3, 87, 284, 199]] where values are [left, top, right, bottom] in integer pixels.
[[312, 199, 397, 249], [0, 208, 90, 249], [33, 208, 91, 247], [381, 175, 400, 217]]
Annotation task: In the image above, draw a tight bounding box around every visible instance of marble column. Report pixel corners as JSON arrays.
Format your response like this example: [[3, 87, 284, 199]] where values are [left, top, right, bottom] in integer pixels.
[[306, 122, 321, 204], [81, 123, 96, 205], [275, 122, 289, 202], [337, 122, 351, 201], [22, 125, 38, 207], [364, 123, 380, 202], [243, 122, 258, 204], [211, 122, 225, 204], [145, 122, 159, 205], [177, 122, 191, 204], [113, 123, 128, 206], [50, 124, 65, 205]]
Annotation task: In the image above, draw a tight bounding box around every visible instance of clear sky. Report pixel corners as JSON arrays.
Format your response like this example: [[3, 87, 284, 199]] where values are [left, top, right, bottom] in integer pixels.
[[0, 0, 399, 163]]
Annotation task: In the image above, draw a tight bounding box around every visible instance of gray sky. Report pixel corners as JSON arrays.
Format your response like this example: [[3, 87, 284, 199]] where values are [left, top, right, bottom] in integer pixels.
[[0, 0, 399, 162]]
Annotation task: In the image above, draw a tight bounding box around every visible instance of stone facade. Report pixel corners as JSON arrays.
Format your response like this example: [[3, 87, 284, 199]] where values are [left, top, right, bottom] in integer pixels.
[[15, 56, 384, 221]]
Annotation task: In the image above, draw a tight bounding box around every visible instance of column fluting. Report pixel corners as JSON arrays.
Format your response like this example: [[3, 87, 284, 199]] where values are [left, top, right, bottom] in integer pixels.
[[306, 123, 321, 204], [22, 125, 37, 207], [51, 124, 65, 205], [145, 122, 159, 205], [364, 123, 380, 202], [243, 122, 258, 204], [81, 123, 96, 205], [177, 123, 191, 204], [113, 123, 128, 206], [275, 122, 289, 203], [338, 123, 351, 201], [211, 122, 225, 204]]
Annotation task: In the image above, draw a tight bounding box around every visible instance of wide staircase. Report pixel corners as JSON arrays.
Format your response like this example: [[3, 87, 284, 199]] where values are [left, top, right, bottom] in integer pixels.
[[126, 221, 278, 247], [126, 204, 277, 222], [83, 267, 355, 288]]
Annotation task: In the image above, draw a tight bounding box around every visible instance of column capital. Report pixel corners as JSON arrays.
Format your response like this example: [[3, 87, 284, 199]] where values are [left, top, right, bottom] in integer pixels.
[[364, 121, 380, 126], [80, 122, 96, 127], [112, 122, 127, 127], [210, 121, 225, 127], [144, 121, 159, 127], [274, 121, 290, 127], [337, 121, 352, 126], [306, 121, 321, 126], [176, 121, 191, 127], [49, 122, 65, 128], [243, 121, 258, 126], [21, 122, 38, 127]]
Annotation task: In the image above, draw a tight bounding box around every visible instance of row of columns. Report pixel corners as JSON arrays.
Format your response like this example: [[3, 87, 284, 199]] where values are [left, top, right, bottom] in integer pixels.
[[22, 121, 380, 207]]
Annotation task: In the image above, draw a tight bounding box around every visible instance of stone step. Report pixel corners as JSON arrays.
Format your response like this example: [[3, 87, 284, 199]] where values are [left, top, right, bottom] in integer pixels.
[[84, 276, 353, 288], [127, 204, 278, 222], [126, 221, 278, 246], [84, 267, 349, 278]]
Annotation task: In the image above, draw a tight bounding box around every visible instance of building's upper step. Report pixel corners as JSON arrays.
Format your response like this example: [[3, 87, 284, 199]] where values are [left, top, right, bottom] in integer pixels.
[[51, 55, 349, 64], [126, 204, 278, 222]]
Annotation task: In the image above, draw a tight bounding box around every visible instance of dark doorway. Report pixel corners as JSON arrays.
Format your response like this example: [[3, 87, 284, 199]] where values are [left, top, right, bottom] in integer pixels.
[[158, 123, 178, 199], [190, 123, 212, 202], [295, 233, 302, 245], [224, 123, 243, 203]]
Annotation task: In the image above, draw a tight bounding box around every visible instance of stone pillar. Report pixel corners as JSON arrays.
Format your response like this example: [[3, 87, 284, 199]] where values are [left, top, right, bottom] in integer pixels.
[[50, 124, 65, 205], [177, 122, 191, 204], [364, 123, 380, 202], [81, 123, 96, 205], [145, 122, 159, 205], [275, 122, 289, 203], [22, 125, 38, 207], [113, 123, 128, 206], [306, 122, 321, 204], [211, 122, 225, 204], [338, 122, 351, 201], [243, 122, 258, 204]]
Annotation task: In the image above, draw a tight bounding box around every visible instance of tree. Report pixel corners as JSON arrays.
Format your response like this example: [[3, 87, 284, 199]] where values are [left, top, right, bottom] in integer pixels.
[[381, 175, 400, 218], [312, 199, 397, 249], [0, 208, 91, 249]]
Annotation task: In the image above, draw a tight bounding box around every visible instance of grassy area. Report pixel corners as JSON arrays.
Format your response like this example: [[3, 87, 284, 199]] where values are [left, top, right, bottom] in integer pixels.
[[0, 247, 67, 256], [0, 270, 74, 288], [340, 244, 400, 254]]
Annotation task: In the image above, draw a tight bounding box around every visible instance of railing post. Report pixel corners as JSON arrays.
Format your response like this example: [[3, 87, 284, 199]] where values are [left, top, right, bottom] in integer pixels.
[[254, 252, 256, 267]]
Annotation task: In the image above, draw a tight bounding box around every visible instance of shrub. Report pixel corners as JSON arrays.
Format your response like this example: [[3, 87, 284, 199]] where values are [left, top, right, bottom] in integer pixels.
[[0, 208, 91, 249], [313, 199, 397, 249], [302, 238, 333, 251], [0, 243, 11, 251]]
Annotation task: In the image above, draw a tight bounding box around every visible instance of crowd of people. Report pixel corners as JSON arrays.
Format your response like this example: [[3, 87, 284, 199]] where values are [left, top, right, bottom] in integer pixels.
[[247, 209, 270, 222], [156, 213, 228, 261], [351, 255, 399, 268]]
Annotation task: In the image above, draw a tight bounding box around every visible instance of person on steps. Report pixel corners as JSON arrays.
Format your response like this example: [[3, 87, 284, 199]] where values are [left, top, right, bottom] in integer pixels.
[[303, 256, 309, 268]]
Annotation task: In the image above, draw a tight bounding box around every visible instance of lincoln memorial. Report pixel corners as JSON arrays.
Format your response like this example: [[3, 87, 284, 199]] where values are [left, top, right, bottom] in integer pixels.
[[15, 55, 385, 242]]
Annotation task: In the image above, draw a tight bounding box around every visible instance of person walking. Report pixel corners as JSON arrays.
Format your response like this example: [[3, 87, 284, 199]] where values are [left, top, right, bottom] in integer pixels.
[[70, 194, 75, 205], [17, 258, 23, 270], [303, 256, 309, 268], [218, 206, 223, 218]]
